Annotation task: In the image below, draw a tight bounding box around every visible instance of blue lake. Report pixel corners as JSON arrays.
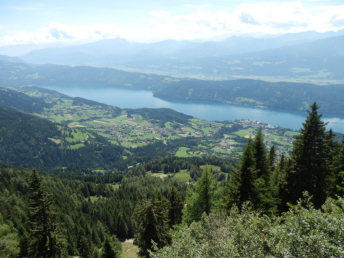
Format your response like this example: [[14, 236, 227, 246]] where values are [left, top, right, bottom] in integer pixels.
[[41, 83, 344, 133]]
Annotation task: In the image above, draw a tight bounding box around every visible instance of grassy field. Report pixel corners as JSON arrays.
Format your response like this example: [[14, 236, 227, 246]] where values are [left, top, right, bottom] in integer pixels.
[[70, 143, 85, 149], [121, 240, 138, 258], [284, 131, 299, 137], [234, 128, 255, 137], [200, 165, 221, 171], [175, 147, 201, 158], [172, 170, 191, 182], [13, 87, 299, 160]]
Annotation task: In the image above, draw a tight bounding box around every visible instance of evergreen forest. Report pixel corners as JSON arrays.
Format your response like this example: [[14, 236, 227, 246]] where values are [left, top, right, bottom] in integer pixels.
[[0, 102, 344, 258]]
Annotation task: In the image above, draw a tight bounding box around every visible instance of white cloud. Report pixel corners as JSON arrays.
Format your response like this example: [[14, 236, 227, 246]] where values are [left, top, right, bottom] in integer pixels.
[[149, 11, 170, 17], [2, 2, 344, 46], [184, 4, 212, 9]]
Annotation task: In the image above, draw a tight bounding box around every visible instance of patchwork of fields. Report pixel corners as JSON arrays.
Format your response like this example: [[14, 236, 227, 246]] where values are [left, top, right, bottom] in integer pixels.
[[14, 87, 298, 159]]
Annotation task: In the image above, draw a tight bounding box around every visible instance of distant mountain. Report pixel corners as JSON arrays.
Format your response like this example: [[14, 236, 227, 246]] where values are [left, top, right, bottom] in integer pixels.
[[0, 59, 172, 90], [153, 79, 344, 114], [0, 54, 25, 63], [123, 35, 344, 80], [21, 30, 344, 66]]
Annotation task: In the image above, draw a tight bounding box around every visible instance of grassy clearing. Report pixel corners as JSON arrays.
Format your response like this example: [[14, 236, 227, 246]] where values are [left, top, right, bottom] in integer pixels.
[[284, 131, 299, 137], [175, 147, 200, 157], [275, 140, 293, 146], [70, 143, 85, 149], [213, 148, 230, 154], [48, 138, 61, 144], [112, 185, 120, 190], [173, 170, 191, 182], [234, 128, 255, 137], [121, 240, 138, 258], [147, 172, 168, 179], [200, 165, 221, 171], [65, 129, 88, 143], [182, 127, 195, 133]]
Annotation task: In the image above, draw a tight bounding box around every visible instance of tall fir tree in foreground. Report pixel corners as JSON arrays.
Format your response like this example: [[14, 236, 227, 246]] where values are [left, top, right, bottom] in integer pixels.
[[223, 137, 255, 210], [27, 169, 66, 258], [168, 187, 184, 228], [282, 102, 331, 209], [333, 136, 344, 196], [252, 128, 273, 211], [134, 193, 170, 257], [101, 235, 121, 258]]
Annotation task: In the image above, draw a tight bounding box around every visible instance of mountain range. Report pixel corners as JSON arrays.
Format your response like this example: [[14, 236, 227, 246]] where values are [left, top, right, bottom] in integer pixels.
[[0, 29, 338, 82]]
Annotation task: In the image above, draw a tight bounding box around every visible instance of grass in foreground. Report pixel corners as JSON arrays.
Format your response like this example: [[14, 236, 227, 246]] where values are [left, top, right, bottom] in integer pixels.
[[121, 240, 138, 258]]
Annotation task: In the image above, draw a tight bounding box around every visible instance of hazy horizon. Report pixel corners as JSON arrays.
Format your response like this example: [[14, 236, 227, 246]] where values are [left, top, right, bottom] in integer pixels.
[[1, 0, 344, 48]]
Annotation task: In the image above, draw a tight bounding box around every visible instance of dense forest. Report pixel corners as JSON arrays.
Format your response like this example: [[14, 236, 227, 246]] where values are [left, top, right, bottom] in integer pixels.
[[154, 79, 344, 114], [1, 102, 344, 257]]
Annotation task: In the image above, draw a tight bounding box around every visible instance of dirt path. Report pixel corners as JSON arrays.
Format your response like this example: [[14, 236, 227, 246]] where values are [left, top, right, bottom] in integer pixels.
[[67, 114, 73, 119]]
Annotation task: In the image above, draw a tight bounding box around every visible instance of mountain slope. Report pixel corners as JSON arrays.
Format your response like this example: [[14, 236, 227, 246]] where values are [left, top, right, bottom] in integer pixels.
[[154, 79, 344, 114]]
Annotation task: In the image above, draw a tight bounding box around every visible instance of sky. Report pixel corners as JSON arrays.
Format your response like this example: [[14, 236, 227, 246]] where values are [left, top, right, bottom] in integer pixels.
[[1, 0, 344, 46]]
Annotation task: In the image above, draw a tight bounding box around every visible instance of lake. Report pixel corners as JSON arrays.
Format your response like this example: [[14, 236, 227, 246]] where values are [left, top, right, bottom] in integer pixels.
[[41, 83, 344, 133]]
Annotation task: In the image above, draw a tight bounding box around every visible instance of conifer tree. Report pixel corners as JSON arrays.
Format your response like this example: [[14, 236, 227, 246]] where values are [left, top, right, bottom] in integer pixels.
[[269, 145, 276, 167], [183, 166, 217, 224], [252, 128, 273, 212], [27, 169, 66, 258], [133, 193, 170, 257], [101, 236, 121, 258], [222, 137, 255, 211], [285, 102, 330, 208], [253, 128, 271, 182], [168, 187, 183, 228], [333, 136, 344, 196]]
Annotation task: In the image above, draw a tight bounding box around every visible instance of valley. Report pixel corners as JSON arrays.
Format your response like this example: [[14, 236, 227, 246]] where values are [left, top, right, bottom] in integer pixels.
[[13, 86, 298, 161]]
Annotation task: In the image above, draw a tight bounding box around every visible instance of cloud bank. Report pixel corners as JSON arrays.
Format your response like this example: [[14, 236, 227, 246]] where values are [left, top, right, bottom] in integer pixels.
[[2, 2, 344, 46]]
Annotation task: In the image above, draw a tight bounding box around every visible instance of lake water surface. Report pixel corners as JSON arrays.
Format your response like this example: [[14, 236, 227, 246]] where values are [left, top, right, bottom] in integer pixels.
[[41, 83, 344, 133]]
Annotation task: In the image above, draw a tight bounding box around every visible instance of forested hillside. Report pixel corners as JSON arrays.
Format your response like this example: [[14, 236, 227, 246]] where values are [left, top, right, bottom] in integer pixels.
[[154, 79, 344, 114], [0, 88, 52, 113], [0, 102, 344, 257], [0, 107, 125, 168]]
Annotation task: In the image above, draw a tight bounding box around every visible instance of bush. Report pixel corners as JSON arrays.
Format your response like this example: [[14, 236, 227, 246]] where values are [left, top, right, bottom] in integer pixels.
[[151, 193, 344, 257]]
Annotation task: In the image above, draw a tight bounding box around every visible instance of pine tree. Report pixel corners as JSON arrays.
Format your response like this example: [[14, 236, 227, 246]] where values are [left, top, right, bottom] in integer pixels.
[[269, 145, 276, 167], [168, 187, 183, 228], [183, 166, 217, 224], [133, 193, 170, 257], [79, 235, 93, 258], [101, 236, 121, 258], [333, 136, 344, 196], [27, 169, 66, 258], [285, 102, 330, 208], [252, 128, 273, 212], [222, 137, 255, 211], [253, 128, 271, 182]]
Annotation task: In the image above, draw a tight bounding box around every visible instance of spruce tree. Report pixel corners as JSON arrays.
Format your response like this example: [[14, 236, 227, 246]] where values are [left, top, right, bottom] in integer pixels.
[[333, 136, 344, 196], [253, 128, 271, 182], [252, 128, 273, 212], [27, 169, 66, 258], [168, 187, 183, 228], [285, 102, 330, 208], [133, 193, 170, 257], [222, 137, 255, 211], [101, 236, 121, 258], [183, 166, 217, 224], [269, 145, 276, 167]]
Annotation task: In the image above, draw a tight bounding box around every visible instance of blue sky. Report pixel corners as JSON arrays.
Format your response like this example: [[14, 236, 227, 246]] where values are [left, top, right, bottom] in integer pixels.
[[1, 0, 344, 46]]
